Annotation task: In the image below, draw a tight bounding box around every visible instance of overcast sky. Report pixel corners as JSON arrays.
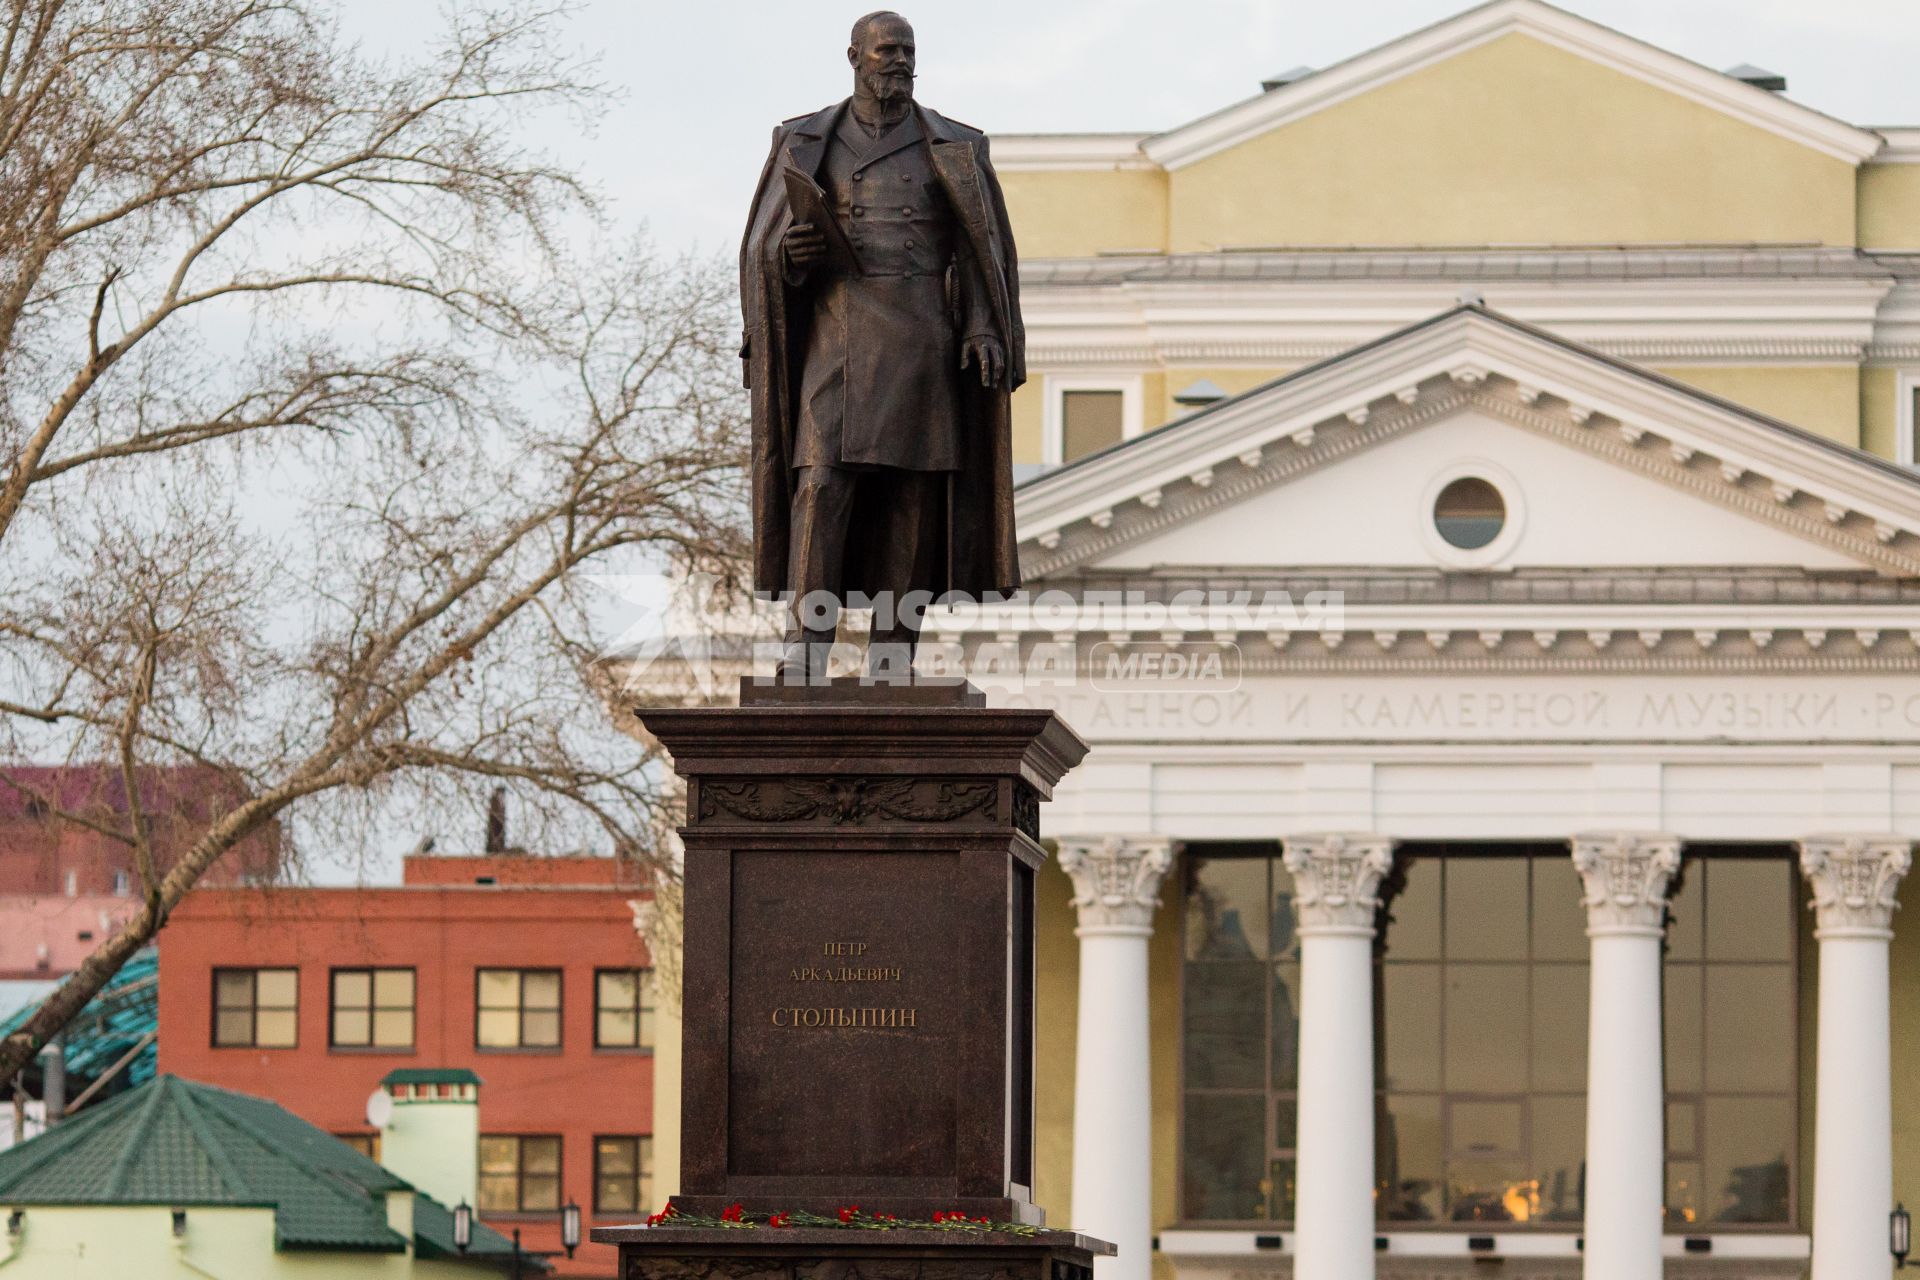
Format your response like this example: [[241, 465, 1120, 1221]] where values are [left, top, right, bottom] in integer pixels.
[[338, 0, 1920, 258]]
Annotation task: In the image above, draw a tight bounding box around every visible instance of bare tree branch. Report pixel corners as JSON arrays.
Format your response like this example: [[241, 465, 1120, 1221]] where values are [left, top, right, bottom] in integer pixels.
[[0, 0, 747, 1080]]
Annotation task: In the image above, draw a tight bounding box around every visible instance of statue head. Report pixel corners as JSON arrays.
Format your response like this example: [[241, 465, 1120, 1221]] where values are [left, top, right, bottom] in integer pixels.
[[848, 11, 915, 106]]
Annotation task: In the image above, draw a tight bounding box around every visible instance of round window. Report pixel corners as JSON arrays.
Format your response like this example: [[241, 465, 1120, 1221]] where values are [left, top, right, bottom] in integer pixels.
[[1433, 476, 1506, 550]]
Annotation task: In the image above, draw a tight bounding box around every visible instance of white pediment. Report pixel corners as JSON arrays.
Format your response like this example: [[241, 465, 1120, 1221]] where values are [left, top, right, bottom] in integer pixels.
[[1094, 408, 1859, 572], [1016, 307, 1920, 580]]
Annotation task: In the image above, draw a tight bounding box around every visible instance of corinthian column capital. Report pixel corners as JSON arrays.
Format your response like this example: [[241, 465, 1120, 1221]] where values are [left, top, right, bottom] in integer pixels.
[[1797, 835, 1912, 938], [1571, 832, 1681, 936], [1057, 835, 1174, 936], [1281, 833, 1395, 935]]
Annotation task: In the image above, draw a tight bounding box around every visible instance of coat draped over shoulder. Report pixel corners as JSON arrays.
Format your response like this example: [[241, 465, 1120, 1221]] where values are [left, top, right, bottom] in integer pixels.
[[739, 100, 1025, 600]]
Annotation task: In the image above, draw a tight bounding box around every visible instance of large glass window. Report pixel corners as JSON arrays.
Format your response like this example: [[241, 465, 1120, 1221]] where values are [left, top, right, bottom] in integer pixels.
[[1376, 846, 1588, 1227], [1181, 843, 1300, 1222], [1178, 843, 1801, 1232], [1663, 851, 1798, 1228]]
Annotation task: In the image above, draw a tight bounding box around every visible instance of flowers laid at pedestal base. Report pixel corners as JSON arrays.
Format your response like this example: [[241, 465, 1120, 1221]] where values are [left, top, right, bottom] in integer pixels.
[[644, 1203, 1041, 1236]]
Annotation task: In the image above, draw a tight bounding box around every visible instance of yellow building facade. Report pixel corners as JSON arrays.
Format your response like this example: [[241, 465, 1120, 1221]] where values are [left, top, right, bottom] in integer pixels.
[[987, 5, 1920, 1279], [995, 5, 1920, 472]]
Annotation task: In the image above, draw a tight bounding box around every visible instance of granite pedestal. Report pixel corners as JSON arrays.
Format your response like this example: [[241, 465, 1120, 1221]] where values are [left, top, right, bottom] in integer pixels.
[[624, 679, 1088, 1228]]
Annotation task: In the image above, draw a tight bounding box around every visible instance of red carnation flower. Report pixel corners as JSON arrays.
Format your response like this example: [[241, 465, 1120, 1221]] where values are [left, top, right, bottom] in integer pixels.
[[721, 1202, 745, 1223], [770, 1212, 792, 1229]]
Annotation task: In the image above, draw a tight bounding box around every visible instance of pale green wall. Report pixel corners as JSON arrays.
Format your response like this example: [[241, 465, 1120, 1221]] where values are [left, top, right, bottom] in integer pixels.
[[0, 1202, 492, 1280], [381, 1095, 477, 1212]]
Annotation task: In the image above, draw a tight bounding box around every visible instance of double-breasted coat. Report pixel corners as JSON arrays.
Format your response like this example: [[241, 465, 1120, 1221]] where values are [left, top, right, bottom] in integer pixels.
[[741, 99, 1025, 599]]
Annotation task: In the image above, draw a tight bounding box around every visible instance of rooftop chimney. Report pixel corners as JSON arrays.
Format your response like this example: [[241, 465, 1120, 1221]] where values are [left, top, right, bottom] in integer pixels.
[[1261, 65, 1315, 92], [373, 1069, 481, 1209], [1724, 63, 1787, 92], [484, 787, 507, 853], [1172, 379, 1229, 408]]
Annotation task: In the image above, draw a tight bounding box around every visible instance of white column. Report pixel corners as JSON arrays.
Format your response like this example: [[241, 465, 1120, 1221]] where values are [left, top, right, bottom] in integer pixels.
[[1058, 835, 1173, 1280], [1799, 835, 1912, 1280], [1572, 832, 1680, 1280], [1282, 833, 1395, 1280]]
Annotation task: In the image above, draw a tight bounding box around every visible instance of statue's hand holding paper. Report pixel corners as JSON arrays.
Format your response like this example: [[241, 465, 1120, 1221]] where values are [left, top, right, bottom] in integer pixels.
[[782, 162, 855, 279]]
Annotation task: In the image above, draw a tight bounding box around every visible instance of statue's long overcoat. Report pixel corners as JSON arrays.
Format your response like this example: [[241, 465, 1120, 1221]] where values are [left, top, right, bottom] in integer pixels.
[[740, 99, 1025, 599]]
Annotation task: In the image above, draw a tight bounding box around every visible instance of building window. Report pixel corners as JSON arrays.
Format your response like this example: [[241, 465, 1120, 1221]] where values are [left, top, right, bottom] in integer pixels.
[[330, 968, 416, 1049], [1178, 843, 1801, 1232], [212, 967, 298, 1048], [593, 1135, 652, 1214], [479, 1135, 562, 1212], [1062, 390, 1125, 462], [337, 1132, 382, 1161], [1898, 371, 1920, 467], [1663, 850, 1798, 1227], [1374, 844, 1589, 1227], [1043, 376, 1142, 465], [1432, 476, 1506, 550], [595, 969, 654, 1049], [111, 870, 130, 897], [476, 968, 562, 1049]]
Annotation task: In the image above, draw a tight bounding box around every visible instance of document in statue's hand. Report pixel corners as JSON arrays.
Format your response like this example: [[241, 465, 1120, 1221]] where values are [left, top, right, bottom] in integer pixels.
[[783, 161, 857, 273]]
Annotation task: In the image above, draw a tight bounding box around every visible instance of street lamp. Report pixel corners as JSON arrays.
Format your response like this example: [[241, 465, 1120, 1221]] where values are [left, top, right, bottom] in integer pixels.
[[561, 1200, 582, 1258], [1894, 1202, 1912, 1268], [453, 1200, 472, 1253]]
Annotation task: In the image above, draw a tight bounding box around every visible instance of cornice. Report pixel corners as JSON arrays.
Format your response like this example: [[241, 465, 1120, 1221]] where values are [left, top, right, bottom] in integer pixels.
[[1031, 338, 1871, 366], [1871, 128, 1920, 164], [989, 132, 1155, 172], [926, 627, 1920, 675], [1019, 271, 1893, 367]]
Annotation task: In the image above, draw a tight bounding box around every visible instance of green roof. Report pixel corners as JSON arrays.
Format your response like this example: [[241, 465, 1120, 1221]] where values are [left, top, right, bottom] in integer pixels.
[[381, 1068, 482, 1087], [0, 1075, 408, 1250], [0, 1075, 538, 1269]]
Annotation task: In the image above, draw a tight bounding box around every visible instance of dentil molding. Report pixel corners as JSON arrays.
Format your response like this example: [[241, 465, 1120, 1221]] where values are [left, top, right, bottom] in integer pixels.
[[1281, 834, 1396, 934], [1797, 835, 1913, 937], [1571, 832, 1682, 935], [1057, 834, 1174, 935]]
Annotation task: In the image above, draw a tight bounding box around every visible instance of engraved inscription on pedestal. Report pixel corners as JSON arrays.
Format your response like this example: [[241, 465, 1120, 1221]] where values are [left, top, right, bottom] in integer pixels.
[[727, 849, 956, 1177]]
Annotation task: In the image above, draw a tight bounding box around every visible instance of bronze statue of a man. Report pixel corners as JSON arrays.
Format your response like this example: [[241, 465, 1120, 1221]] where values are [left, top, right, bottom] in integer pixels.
[[741, 10, 1024, 680]]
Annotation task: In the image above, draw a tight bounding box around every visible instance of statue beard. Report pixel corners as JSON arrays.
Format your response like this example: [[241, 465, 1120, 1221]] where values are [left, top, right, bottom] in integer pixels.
[[861, 68, 915, 105]]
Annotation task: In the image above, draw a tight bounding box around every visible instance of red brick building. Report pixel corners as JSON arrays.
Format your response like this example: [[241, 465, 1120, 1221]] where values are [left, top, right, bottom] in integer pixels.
[[157, 854, 656, 1278], [0, 765, 280, 980]]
